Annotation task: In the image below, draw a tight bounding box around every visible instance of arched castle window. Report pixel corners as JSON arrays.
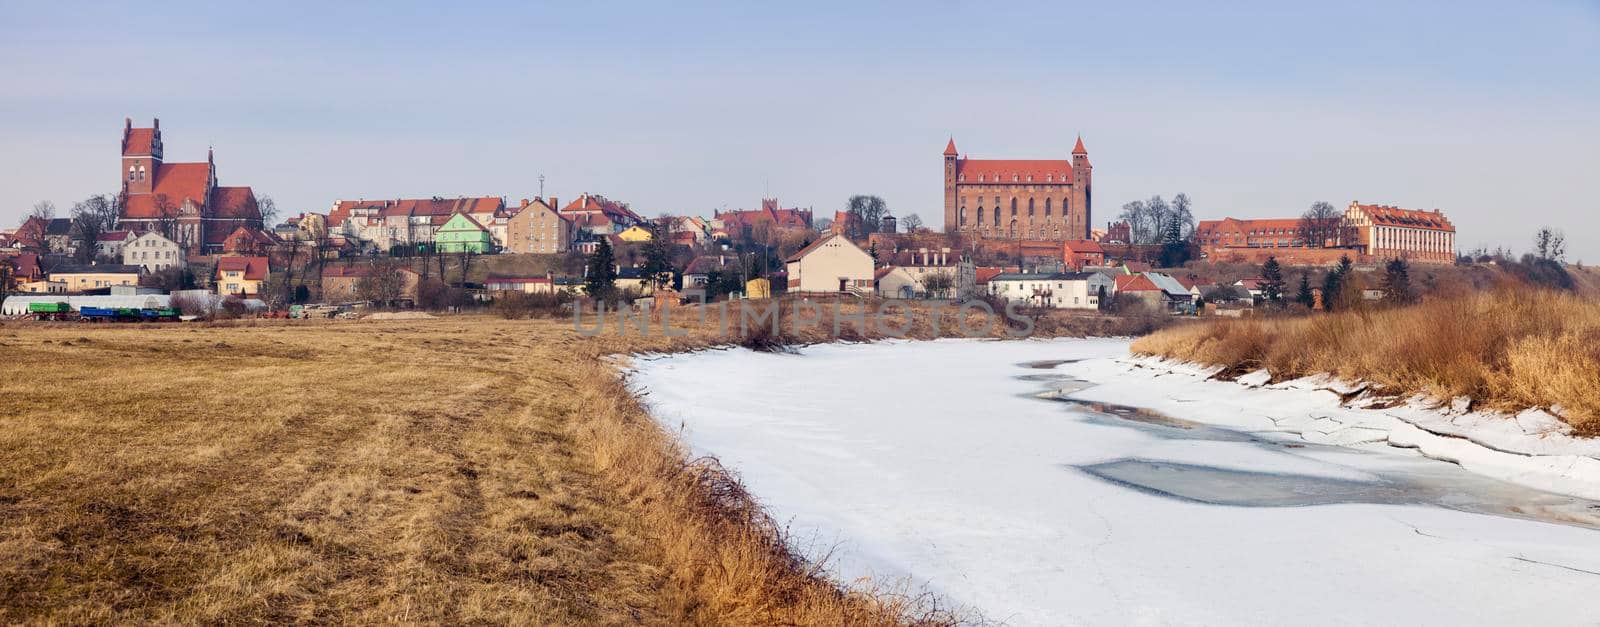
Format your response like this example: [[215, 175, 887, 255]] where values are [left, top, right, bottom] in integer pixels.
[[129, 165, 137, 181], [959, 207, 967, 225], [1010, 198, 1017, 216], [976, 207, 984, 226], [1045, 198, 1052, 216], [993, 206, 1000, 226], [1063, 198, 1071, 213], [1028, 198, 1035, 216]]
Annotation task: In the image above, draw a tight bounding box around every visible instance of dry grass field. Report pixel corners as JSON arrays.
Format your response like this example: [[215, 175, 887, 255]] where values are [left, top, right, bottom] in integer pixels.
[[1132, 290, 1600, 434], [0, 299, 1150, 624]]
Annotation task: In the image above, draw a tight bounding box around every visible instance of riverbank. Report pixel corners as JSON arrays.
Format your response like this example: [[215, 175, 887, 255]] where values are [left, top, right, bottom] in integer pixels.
[[1131, 290, 1600, 434]]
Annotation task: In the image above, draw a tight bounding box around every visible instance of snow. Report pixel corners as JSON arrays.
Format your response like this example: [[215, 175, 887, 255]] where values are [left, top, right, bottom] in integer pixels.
[[629, 339, 1600, 626]]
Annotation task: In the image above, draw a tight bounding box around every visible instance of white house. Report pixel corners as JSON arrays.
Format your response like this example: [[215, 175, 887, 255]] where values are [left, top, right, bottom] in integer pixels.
[[874, 266, 920, 298], [784, 233, 875, 294], [988, 271, 1115, 309], [95, 231, 135, 260], [122, 231, 185, 273]]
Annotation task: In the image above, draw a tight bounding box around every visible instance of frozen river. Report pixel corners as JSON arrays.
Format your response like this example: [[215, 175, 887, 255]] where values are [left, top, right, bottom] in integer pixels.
[[629, 339, 1600, 626]]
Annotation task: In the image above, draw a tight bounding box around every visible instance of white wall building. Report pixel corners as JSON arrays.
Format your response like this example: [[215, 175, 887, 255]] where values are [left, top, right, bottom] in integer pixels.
[[988, 271, 1114, 309], [122, 231, 185, 273], [784, 233, 875, 294]]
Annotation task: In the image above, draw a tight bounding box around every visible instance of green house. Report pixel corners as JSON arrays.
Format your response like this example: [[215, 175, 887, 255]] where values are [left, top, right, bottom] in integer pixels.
[[435, 212, 494, 254]]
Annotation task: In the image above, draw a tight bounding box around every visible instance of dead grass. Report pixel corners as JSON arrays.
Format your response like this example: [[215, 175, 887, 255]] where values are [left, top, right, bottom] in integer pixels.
[[2, 297, 1101, 624], [1131, 290, 1600, 434]]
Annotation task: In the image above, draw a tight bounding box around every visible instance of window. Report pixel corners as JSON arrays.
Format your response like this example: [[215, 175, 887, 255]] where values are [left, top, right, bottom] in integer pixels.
[[1045, 198, 1052, 216], [1011, 198, 1018, 216], [1028, 198, 1035, 216]]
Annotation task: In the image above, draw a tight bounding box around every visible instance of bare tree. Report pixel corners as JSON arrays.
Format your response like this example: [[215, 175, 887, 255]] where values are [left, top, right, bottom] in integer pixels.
[[1298, 201, 1344, 248], [845, 195, 888, 237], [356, 262, 406, 307], [70, 194, 121, 263], [256, 195, 279, 227], [1169, 193, 1196, 239], [30, 200, 56, 221], [921, 270, 954, 298], [1534, 227, 1567, 262], [1117, 200, 1153, 245], [1145, 196, 1171, 244], [901, 213, 924, 232]]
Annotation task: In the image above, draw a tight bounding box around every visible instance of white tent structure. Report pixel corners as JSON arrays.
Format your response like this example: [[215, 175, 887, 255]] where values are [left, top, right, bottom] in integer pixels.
[[2, 294, 172, 316]]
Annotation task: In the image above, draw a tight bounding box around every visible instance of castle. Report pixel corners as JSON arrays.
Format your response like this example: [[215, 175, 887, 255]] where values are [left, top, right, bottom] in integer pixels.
[[942, 137, 1092, 241], [115, 118, 263, 255]]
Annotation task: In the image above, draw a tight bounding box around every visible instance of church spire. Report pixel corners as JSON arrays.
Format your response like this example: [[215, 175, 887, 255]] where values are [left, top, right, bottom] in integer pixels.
[[943, 137, 958, 157], [1072, 135, 1087, 155]]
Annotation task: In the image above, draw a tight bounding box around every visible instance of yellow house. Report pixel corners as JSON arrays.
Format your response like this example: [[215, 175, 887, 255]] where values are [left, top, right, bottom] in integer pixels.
[[215, 256, 271, 297], [617, 225, 654, 242], [48, 264, 143, 293]]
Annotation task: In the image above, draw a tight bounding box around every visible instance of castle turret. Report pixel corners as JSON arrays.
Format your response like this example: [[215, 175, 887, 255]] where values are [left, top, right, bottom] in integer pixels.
[[943, 137, 959, 232], [1071, 136, 1092, 239]]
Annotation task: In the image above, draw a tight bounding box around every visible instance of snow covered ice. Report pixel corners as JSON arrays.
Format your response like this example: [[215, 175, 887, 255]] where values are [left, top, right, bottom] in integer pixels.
[[628, 339, 1600, 626]]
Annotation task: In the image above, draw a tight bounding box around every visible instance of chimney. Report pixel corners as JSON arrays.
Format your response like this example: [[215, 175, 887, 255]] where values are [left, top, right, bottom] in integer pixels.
[[520, 198, 529, 208], [549, 196, 559, 211]]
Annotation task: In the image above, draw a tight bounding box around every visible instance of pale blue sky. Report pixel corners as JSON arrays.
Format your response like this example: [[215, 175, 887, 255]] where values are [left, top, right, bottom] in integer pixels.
[[2, 1, 1597, 259]]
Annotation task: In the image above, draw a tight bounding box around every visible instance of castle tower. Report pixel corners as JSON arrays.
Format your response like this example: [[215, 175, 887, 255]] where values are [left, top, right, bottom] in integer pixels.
[[942, 137, 959, 232], [121, 117, 163, 196], [1071, 136, 1092, 239]]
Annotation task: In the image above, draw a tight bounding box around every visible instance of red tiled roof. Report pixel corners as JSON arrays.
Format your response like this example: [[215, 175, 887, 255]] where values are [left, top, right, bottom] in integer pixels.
[[97, 231, 132, 242], [211, 186, 259, 220], [123, 162, 211, 218], [215, 256, 270, 281], [974, 266, 1013, 285], [561, 193, 642, 224], [123, 128, 157, 156], [329, 197, 504, 227], [943, 138, 958, 156], [956, 159, 1074, 184], [1115, 274, 1161, 292], [1063, 239, 1104, 254], [1073, 136, 1088, 155], [873, 266, 896, 280], [1352, 203, 1454, 231], [6, 252, 41, 279]]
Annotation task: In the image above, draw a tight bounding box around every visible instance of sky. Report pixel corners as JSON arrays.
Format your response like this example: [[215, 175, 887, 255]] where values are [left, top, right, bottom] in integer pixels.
[[2, 1, 1597, 259]]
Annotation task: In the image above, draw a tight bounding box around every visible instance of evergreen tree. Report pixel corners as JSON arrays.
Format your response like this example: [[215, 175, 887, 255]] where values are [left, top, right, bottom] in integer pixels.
[[1295, 273, 1314, 308], [1260, 256, 1285, 305], [584, 237, 618, 304], [1382, 258, 1413, 305], [1158, 219, 1190, 268], [1321, 255, 1353, 311], [868, 240, 879, 263], [640, 223, 673, 289]]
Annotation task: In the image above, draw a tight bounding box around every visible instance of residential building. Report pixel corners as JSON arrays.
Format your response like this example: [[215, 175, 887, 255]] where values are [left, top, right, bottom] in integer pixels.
[[94, 231, 133, 260], [1062, 239, 1106, 270], [682, 256, 734, 301], [321, 265, 421, 304], [559, 193, 643, 237], [783, 232, 874, 294], [874, 266, 920, 299], [327, 196, 505, 251], [215, 256, 271, 297], [1145, 272, 1198, 311], [220, 226, 280, 256], [434, 212, 494, 254], [49, 264, 143, 292], [1195, 218, 1314, 249], [485, 275, 554, 294], [943, 136, 1093, 241], [122, 231, 185, 273], [505, 198, 575, 254], [115, 118, 264, 255], [988, 272, 1113, 309], [1345, 202, 1456, 264]]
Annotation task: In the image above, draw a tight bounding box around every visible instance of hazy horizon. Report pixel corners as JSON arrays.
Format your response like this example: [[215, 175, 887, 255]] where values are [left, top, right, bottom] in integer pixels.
[[2, 1, 1597, 260]]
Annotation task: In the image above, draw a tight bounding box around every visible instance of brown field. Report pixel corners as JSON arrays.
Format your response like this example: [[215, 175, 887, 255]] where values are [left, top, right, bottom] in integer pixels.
[[1132, 290, 1600, 434], [0, 300, 1153, 623]]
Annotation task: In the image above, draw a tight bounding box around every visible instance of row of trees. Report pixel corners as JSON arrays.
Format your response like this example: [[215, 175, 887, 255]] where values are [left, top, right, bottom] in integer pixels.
[[1117, 194, 1196, 245]]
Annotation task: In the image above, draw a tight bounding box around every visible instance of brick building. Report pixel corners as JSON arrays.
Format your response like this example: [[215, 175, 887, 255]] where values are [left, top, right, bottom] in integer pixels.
[[942, 137, 1093, 241], [115, 118, 263, 255], [505, 197, 575, 254]]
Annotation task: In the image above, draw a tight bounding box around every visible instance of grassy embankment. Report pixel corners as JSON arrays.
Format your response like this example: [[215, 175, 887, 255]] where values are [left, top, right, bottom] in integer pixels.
[[0, 300, 1154, 623], [1132, 290, 1600, 434]]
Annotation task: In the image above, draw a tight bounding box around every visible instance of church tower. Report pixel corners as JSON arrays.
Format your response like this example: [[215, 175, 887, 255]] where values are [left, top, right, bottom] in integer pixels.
[[942, 137, 959, 232], [121, 117, 163, 196], [1071, 136, 1092, 239]]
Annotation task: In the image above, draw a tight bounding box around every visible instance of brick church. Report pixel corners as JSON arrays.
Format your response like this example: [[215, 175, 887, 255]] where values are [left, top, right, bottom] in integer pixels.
[[116, 118, 263, 255], [942, 137, 1092, 241]]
